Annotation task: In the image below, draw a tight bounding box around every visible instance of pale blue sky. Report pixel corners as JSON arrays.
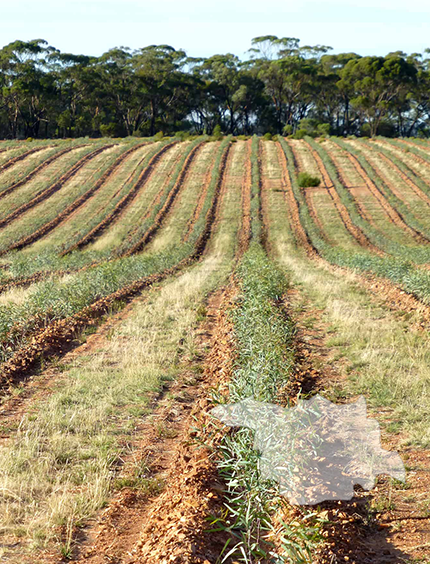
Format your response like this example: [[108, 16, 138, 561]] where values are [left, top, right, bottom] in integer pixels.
[[1, 0, 429, 59]]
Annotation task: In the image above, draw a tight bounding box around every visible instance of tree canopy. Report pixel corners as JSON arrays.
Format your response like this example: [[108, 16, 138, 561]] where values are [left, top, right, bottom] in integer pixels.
[[0, 37, 429, 138]]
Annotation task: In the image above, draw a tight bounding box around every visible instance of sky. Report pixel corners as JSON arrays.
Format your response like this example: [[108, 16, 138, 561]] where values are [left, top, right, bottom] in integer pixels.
[[1, 0, 430, 59]]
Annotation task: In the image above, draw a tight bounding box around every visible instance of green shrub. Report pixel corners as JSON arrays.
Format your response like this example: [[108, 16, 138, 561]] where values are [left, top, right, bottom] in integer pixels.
[[317, 123, 330, 137], [153, 131, 164, 141], [174, 130, 190, 141], [263, 132, 273, 140], [212, 124, 223, 140], [282, 124, 293, 136], [292, 128, 307, 139], [298, 171, 321, 188]]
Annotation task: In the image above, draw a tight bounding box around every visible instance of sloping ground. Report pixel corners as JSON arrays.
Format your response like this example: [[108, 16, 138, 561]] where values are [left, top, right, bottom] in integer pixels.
[[0, 137, 428, 564], [84, 142, 187, 253], [0, 144, 118, 253], [27, 142, 155, 253]]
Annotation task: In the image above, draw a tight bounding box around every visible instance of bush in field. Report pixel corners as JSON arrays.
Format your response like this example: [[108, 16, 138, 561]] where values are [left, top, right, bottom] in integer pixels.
[[153, 131, 164, 140], [292, 129, 307, 139], [317, 123, 330, 137], [174, 130, 190, 141], [298, 171, 321, 187], [283, 124, 293, 136], [212, 124, 223, 140], [263, 132, 272, 140]]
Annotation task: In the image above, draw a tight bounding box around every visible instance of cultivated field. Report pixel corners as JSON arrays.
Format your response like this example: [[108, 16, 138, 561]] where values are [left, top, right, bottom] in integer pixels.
[[0, 135, 429, 563]]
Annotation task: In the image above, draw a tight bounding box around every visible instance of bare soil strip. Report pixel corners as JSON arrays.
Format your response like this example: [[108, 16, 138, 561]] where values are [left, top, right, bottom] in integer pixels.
[[276, 141, 317, 255], [237, 138, 252, 256], [0, 145, 80, 200], [1, 143, 148, 253], [0, 145, 114, 233], [64, 142, 177, 253], [183, 146, 219, 242], [122, 142, 205, 256]]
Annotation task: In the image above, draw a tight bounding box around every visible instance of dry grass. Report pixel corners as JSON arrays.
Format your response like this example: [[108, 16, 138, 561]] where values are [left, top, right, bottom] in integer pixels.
[[87, 143, 187, 252], [264, 149, 430, 448], [0, 142, 245, 558], [148, 141, 219, 252]]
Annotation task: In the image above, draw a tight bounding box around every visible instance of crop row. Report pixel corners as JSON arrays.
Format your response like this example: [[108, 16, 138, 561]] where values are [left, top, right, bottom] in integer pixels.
[[0, 138, 232, 375], [311, 138, 430, 264], [278, 137, 430, 305], [332, 138, 430, 243], [210, 138, 321, 562]]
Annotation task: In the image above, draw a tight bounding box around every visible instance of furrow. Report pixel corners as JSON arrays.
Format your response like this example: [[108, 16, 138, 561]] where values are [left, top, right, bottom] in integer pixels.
[[63, 142, 177, 254], [1, 143, 148, 253], [0, 143, 231, 385], [121, 141, 205, 257]]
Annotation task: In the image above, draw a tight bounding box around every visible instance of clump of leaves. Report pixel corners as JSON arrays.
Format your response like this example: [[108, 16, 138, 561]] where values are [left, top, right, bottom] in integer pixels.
[[298, 172, 321, 188]]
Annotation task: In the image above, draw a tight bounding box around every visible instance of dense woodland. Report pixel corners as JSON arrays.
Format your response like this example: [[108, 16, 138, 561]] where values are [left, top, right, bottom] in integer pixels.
[[2, 35, 430, 139]]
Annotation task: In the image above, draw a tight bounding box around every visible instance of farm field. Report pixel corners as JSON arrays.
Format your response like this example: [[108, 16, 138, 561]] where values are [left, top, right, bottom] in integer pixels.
[[0, 135, 429, 564]]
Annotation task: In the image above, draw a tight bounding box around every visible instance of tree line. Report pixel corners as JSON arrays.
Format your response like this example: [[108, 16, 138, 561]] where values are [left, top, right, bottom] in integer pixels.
[[1, 35, 430, 139]]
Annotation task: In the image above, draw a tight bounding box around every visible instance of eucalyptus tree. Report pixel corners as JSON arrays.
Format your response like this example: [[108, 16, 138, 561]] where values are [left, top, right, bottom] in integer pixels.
[[338, 55, 417, 136], [0, 39, 57, 138], [246, 36, 331, 133]]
